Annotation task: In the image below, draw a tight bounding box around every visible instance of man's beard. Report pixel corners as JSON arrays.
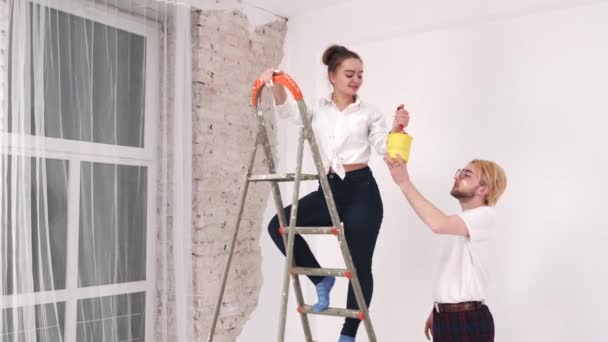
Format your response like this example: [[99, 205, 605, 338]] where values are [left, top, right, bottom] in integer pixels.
[[450, 186, 476, 200]]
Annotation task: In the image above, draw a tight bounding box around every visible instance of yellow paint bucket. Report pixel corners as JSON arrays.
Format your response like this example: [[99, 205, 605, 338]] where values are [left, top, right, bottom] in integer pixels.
[[387, 132, 413, 161]]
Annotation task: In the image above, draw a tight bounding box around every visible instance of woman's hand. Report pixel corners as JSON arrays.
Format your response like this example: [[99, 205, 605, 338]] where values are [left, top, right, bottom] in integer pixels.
[[258, 68, 287, 105], [392, 104, 410, 133], [259, 68, 282, 86]]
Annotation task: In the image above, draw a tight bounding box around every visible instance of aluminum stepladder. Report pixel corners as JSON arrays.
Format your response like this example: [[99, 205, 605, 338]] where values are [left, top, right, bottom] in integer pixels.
[[207, 72, 377, 342]]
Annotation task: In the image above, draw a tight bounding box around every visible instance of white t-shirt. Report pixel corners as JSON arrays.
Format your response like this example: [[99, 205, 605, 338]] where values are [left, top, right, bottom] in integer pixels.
[[275, 95, 389, 178], [432, 206, 497, 303]]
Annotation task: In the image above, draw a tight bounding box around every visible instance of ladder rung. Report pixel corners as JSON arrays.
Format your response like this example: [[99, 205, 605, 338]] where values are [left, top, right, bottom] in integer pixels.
[[248, 173, 319, 182], [298, 305, 365, 320], [281, 226, 339, 235], [291, 267, 352, 278]]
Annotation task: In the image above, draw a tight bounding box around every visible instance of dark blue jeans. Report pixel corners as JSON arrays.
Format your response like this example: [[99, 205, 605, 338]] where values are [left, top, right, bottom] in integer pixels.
[[267, 167, 383, 337]]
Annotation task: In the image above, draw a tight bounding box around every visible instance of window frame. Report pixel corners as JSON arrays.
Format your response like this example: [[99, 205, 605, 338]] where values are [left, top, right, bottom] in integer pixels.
[[1, 1, 161, 341]]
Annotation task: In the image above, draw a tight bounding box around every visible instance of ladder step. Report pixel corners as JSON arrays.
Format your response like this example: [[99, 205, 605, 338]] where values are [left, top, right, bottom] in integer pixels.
[[248, 173, 319, 182], [281, 226, 339, 235], [298, 305, 365, 320], [291, 267, 352, 279]]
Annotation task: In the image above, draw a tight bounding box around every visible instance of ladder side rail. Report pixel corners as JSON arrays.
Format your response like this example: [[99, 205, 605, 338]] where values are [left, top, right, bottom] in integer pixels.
[[207, 137, 260, 342], [277, 128, 307, 342], [255, 104, 314, 342]]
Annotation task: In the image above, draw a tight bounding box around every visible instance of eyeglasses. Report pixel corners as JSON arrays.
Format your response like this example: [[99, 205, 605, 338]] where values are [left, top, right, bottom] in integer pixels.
[[454, 169, 473, 180], [455, 168, 487, 185]]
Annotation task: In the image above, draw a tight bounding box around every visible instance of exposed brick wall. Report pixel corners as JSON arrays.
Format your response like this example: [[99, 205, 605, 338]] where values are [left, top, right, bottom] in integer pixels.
[[191, 8, 287, 341]]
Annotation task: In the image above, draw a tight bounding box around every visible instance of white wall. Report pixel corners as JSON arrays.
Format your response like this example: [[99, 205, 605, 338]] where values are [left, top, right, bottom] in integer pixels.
[[242, 0, 608, 341]]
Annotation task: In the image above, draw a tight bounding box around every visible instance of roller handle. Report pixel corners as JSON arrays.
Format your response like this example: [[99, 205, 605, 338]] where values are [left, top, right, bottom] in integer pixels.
[[396, 104, 406, 132]]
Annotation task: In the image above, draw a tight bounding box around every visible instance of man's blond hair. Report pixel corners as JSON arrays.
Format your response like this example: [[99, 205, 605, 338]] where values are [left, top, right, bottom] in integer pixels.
[[471, 159, 507, 206]]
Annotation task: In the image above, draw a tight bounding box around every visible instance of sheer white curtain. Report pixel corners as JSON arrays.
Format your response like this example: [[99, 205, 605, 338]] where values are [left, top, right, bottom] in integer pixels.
[[1, 0, 193, 341]]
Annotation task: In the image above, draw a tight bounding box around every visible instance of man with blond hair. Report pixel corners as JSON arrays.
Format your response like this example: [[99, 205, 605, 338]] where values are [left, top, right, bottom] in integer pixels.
[[385, 156, 507, 342]]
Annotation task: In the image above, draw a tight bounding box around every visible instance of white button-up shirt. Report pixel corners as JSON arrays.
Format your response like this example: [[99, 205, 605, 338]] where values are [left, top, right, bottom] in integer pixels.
[[275, 94, 389, 178]]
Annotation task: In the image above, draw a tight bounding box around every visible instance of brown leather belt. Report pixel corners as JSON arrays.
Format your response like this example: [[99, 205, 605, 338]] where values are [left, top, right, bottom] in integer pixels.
[[434, 301, 483, 313]]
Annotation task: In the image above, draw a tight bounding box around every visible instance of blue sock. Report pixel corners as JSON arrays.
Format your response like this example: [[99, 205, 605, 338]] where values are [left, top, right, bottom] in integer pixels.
[[338, 335, 355, 342], [312, 276, 335, 313]]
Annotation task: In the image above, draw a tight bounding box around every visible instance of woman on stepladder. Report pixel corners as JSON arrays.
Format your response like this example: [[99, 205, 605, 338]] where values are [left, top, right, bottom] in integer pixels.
[[262, 45, 410, 342]]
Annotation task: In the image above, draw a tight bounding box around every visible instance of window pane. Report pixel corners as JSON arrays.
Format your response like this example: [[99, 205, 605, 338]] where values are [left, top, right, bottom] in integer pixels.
[[76, 292, 145, 342], [8, 4, 147, 147], [1, 157, 68, 295], [1, 302, 65, 342], [43, 5, 146, 147], [79, 162, 147, 287]]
